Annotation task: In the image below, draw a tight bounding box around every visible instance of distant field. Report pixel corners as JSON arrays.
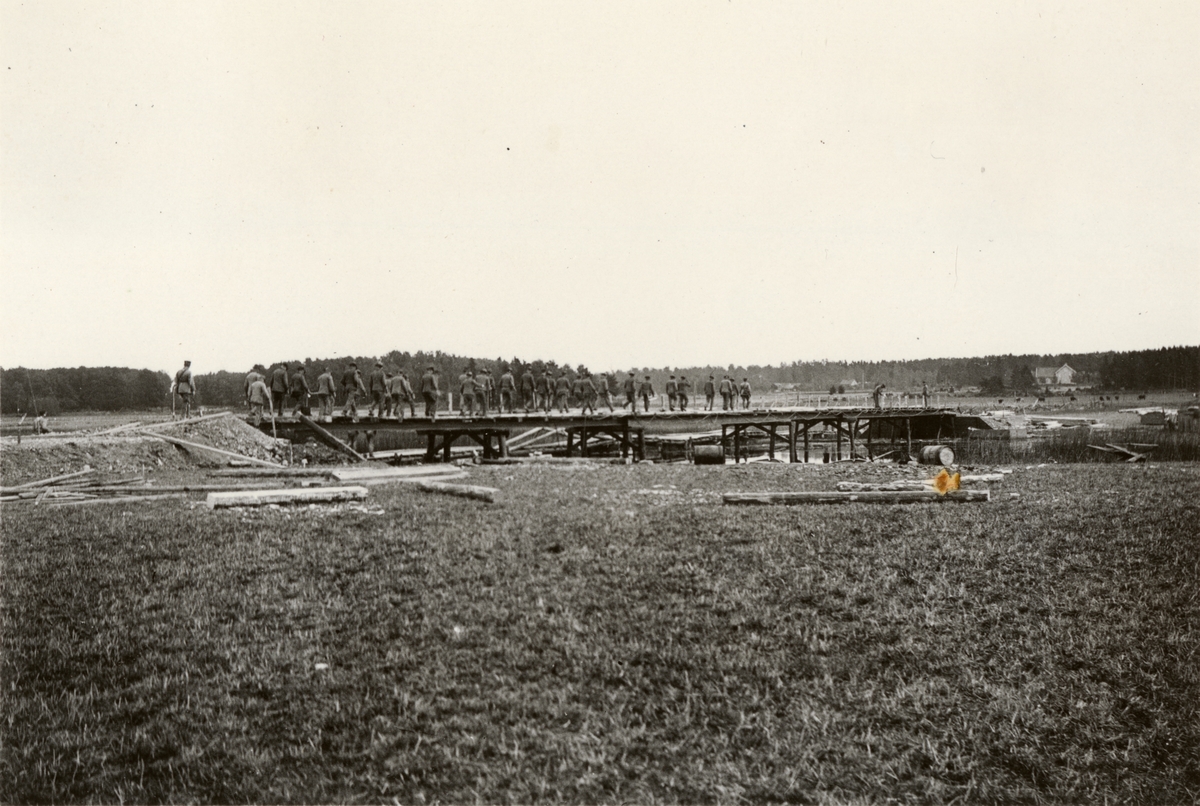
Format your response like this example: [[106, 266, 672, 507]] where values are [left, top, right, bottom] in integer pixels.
[[2, 462, 1196, 803]]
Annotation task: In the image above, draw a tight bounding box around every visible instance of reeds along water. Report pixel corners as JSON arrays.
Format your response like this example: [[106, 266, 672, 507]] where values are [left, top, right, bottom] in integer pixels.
[[955, 426, 1200, 464]]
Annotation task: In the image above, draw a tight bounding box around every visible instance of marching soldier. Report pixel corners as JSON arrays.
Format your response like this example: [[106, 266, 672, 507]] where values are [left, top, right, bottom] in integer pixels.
[[341, 362, 365, 421], [499, 368, 516, 413], [638, 375, 655, 412], [623, 371, 637, 410], [243, 365, 266, 407], [459, 370, 477, 416], [536, 371, 553, 413], [478, 368, 493, 416], [520, 367, 536, 412], [739, 378, 752, 409], [719, 375, 735, 410], [420, 365, 439, 419], [247, 375, 271, 426], [554, 373, 571, 413], [665, 375, 678, 411], [677, 375, 691, 411], [596, 372, 615, 412], [704, 375, 716, 411], [576, 374, 597, 415], [270, 363, 289, 416], [289, 364, 312, 418], [315, 367, 336, 421], [367, 361, 389, 418], [174, 360, 196, 418]]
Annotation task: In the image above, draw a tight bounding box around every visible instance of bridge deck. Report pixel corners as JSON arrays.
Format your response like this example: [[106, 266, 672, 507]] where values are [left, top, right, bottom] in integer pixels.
[[256, 407, 971, 463]]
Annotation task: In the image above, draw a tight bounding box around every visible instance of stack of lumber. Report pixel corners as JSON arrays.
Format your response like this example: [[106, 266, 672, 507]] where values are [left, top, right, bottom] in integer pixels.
[[0, 469, 187, 507], [837, 473, 1005, 492]]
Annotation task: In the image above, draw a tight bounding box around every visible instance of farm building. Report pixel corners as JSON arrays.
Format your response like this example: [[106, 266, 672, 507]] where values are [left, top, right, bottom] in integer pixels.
[[1035, 364, 1077, 389]]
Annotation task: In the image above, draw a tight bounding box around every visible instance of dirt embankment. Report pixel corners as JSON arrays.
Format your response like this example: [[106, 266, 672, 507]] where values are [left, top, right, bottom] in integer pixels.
[[0, 415, 343, 487]]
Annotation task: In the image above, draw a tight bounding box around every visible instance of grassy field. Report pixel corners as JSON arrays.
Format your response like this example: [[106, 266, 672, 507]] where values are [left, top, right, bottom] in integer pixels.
[[2, 462, 1198, 803]]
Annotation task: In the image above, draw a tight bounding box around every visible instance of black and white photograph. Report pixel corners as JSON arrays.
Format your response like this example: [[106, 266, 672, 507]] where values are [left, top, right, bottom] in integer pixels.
[[2, 2, 1197, 802]]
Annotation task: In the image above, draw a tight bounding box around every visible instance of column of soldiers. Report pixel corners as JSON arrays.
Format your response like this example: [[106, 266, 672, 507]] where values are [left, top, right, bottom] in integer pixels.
[[239, 361, 755, 425]]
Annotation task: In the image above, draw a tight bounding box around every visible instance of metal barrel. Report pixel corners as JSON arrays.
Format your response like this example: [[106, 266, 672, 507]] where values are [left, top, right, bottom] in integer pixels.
[[918, 445, 955, 466], [693, 445, 726, 465]]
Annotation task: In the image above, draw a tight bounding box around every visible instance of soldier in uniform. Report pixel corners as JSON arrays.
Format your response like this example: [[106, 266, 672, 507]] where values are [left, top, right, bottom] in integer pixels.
[[677, 375, 691, 411], [719, 375, 735, 410], [596, 372, 615, 412], [174, 360, 196, 418], [477, 369, 492, 416], [499, 368, 516, 413], [554, 373, 572, 413], [665, 375, 678, 411], [739, 378, 752, 409], [520, 367, 536, 412], [243, 365, 266, 408], [873, 383, 886, 409], [536, 371, 553, 412], [459, 371, 477, 416], [289, 364, 312, 418], [315, 367, 336, 421], [247, 376, 272, 426], [341, 362, 365, 421], [576, 374, 597, 415], [623, 371, 637, 410], [704, 375, 716, 411], [638, 375, 655, 412], [420, 365, 439, 419], [270, 364, 289, 417], [367, 361, 389, 418]]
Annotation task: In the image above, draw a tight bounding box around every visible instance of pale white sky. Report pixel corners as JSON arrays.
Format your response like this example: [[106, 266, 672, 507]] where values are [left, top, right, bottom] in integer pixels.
[[2, 1, 1197, 376]]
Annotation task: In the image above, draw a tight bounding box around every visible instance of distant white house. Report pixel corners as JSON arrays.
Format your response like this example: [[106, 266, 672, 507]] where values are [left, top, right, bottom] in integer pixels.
[[1035, 364, 1076, 388]]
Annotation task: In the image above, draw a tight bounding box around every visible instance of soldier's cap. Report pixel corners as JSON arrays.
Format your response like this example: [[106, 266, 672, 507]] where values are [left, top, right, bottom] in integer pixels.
[[349, 362, 357, 367], [295, 364, 304, 370], [375, 361, 383, 367], [184, 360, 191, 365], [709, 375, 715, 378]]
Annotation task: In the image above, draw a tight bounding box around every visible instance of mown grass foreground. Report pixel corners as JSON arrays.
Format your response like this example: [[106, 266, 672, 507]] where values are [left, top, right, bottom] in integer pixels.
[[2, 464, 1198, 803]]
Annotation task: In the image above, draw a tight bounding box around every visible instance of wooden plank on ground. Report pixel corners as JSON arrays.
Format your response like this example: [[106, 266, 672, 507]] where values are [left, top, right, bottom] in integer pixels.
[[206, 486, 368, 509], [209, 468, 332, 478], [723, 489, 990, 505], [331, 464, 464, 482], [2, 468, 96, 493], [411, 480, 498, 503], [140, 432, 284, 468], [50, 493, 190, 508]]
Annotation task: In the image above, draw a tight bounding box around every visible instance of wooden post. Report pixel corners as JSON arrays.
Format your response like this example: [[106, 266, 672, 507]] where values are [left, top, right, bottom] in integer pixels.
[[803, 422, 810, 463], [788, 420, 797, 464], [848, 418, 856, 461], [721, 424, 728, 462], [442, 434, 452, 463], [734, 425, 742, 463], [298, 414, 366, 462], [724, 489, 991, 505], [906, 418, 912, 456], [566, 430, 575, 457], [498, 432, 508, 458], [768, 424, 776, 460], [622, 422, 631, 459], [836, 416, 843, 461], [426, 433, 437, 462], [581, 428, 590, 457], [866, 418, 874, 459], [637, 430, 645, 461]]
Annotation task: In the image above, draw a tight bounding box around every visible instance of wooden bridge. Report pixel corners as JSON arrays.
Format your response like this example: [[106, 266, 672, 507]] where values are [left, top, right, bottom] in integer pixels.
[[256, 408, 980, 463]]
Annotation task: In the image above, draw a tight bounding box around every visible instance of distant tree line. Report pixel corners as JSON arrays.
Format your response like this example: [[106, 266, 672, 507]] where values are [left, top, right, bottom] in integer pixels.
[[3, 346, 1196, 413], [0, 366, 171, 415]]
